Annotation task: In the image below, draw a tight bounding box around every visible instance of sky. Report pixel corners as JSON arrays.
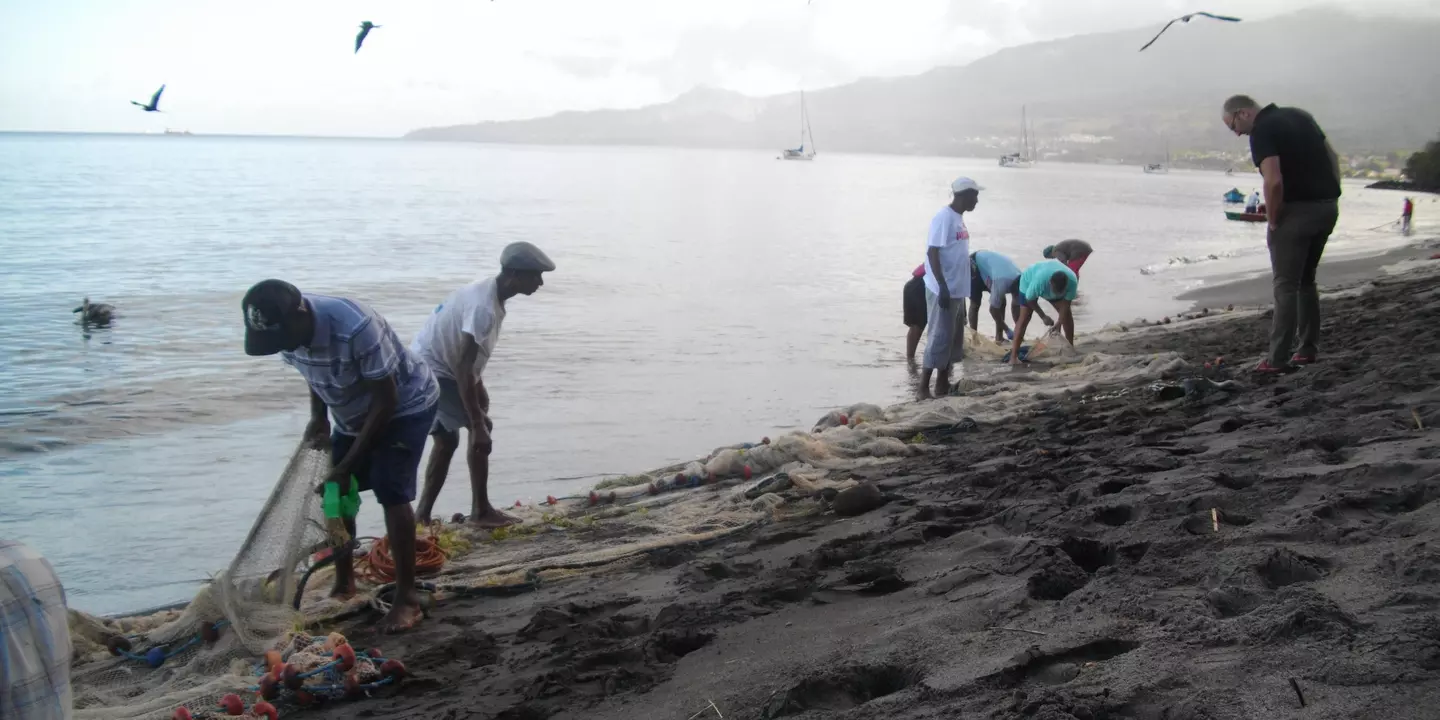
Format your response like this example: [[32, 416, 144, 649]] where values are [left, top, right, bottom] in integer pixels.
[[0, 0, 1434, 137]]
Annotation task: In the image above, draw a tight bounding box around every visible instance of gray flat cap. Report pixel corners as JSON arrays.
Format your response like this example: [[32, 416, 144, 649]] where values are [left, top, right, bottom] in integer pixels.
[[500, 242, 556, 272]]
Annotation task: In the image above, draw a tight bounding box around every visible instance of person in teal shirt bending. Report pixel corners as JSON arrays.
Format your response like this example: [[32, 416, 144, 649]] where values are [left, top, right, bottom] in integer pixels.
[[1009, 259, 1078, 366]]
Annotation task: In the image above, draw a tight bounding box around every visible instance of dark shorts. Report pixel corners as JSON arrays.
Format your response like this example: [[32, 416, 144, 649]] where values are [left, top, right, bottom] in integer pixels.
[[330, 403, 437, 507], [903, 275, 927, 328]]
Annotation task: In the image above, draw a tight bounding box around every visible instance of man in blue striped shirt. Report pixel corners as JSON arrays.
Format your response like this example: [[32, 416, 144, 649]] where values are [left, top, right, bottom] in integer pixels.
[[243, 279, 438, 634], [1, 538, 72, 720]]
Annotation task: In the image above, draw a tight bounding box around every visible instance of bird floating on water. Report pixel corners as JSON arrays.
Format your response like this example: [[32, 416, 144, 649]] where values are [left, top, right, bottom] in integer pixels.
[[1139, 12, 1241, 52], [130, 85, 165, 112], [355, 21, 381, 53], [73, 298, 115, 327]]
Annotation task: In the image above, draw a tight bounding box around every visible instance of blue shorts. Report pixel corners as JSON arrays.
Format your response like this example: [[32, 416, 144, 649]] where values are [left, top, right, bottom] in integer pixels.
[[330, 404, 437, 507]]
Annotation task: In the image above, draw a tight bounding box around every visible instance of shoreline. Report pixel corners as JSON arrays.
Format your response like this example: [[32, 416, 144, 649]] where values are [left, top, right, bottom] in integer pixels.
[[70, 248, 1440, 718], [1176, 239, 1437, 313], [290, 255, 1438, 717]]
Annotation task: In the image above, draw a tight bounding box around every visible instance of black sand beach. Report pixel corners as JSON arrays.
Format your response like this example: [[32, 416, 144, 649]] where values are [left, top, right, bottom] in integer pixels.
[[310, 245, 1440, 720]]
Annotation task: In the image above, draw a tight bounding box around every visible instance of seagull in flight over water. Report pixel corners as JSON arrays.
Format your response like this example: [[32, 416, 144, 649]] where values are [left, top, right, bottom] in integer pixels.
[[1139, 12, 1242, 52], [130, 85, 165, 112], [355, 21, 381, 53]]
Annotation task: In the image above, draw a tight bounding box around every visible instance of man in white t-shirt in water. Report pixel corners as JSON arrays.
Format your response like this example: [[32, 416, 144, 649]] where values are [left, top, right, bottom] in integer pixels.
[[412, 242, 555, 527], [918, 177, 981, 400]]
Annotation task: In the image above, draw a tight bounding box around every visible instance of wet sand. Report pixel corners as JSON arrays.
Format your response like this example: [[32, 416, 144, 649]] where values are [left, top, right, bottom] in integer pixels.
[[314, 251, 1440, 720]]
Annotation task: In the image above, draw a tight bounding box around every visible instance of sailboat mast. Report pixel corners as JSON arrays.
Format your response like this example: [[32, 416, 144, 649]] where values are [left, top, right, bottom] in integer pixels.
[[804, 94, 816, 155], [1021, 105, 1030, 159]]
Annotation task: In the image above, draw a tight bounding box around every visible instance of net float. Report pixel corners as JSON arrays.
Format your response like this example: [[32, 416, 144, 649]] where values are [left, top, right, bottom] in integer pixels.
[[380, 659, 407, 680], [282, 663, 304, 690], [251, 701, 279, 720], [172, 708, 193, 720], [219, 693, 245, 715], [106, 635, 132, 656], [333, 643, 357, 672]]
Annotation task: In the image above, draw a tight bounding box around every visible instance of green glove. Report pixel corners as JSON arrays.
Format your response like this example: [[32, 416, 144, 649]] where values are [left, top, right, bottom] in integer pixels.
[[322, 477, 362, 520]]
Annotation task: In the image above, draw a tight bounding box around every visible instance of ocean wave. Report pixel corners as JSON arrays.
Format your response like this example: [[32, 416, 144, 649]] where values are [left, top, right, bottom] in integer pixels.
[[1138, 250, 1242, 276]]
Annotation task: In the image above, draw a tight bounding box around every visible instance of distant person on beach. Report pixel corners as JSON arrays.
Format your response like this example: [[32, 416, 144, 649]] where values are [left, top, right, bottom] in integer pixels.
[[242, 279, 439, 634], [903, 263, 926, 363], [918, 177, 981, 400], [1042, 239, 1093, 277], [0, 538, 73, 719], [1246, 189, 1261, 213], [1403, 197, 1414, 235], [969, 250, 1051, 343], [412, 242, 555, 528], [1009, 259, 1077, 366], [1222, 94, 1342, 373]]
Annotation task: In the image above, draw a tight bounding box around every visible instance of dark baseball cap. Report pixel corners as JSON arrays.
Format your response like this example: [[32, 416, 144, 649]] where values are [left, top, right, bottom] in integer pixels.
[[242, 279, 304, 356]]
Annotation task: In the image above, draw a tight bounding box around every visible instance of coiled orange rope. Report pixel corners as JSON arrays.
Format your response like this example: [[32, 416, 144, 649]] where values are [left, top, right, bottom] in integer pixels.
[[355, 534, 449, 585]]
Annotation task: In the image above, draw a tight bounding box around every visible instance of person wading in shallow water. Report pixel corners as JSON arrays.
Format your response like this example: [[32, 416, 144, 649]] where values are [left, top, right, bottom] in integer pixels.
[[903, 263, 927, 365], [1222, 94, 1341, 374], [242, 279, 438, 634], [918, 177, 981, 400], [412, 242, 555, 528], [1041, 239, 1094, 279]]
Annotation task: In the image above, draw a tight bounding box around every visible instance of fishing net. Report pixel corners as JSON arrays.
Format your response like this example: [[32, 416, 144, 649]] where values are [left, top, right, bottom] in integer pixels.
[[69, 443, 334, 719], [62, 342, 1188, 719]]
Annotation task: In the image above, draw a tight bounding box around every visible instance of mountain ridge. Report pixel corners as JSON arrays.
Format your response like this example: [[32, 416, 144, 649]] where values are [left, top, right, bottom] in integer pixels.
[[406, 9, 1440, 158]]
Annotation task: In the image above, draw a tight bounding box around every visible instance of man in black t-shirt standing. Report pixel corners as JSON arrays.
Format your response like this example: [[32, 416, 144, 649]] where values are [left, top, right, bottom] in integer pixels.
[[1222, 95, 1342, 373]]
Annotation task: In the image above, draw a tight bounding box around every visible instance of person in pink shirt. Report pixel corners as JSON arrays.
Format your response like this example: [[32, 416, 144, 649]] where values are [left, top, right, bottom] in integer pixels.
[[903, 264, 926, 363]]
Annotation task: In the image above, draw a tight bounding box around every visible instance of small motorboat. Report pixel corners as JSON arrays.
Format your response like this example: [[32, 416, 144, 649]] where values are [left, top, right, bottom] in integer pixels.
[[1222, 188, 1245, 204], [1225, 211, 1266, 223]]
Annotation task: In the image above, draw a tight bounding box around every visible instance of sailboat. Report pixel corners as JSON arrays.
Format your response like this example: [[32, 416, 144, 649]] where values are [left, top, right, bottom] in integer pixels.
[[1144, 140, 1170, 174], [999, 106, 1034, 169], [781, 91, 816, 161]]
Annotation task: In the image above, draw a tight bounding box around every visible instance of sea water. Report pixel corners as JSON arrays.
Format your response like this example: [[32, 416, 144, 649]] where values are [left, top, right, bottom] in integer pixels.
[[0, 132, 1416, 613]]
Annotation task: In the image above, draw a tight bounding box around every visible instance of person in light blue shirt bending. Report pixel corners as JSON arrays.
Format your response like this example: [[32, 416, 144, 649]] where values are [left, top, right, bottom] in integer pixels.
[[968, 250, 1052, 344], [1009, 259, 1078, 366]]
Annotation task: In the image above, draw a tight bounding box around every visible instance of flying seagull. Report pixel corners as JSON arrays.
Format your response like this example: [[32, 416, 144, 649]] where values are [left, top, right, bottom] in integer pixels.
[[355, 21, 381, 53], [130, 85, 165, 112], [1139, 12, 1242, 52]]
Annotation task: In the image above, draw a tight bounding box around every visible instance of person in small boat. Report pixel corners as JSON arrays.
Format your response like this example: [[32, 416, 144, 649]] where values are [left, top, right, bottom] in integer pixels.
[[72, 298, 115, 326], [1041, 239, 1093, 277], [1246, 189, 1261, 213]]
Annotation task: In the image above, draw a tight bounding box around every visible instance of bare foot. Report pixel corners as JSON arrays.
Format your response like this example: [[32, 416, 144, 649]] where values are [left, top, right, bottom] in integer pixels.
[[377, 599, 424, 634], [469, 508, 519, 529], [916, 387, 933, 401], [330, 580, 356, 600]]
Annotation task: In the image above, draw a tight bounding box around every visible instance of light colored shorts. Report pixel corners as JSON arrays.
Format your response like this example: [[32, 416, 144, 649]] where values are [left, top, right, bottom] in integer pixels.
[[432, 377, 470, 434], [923, 290, 967, 371]]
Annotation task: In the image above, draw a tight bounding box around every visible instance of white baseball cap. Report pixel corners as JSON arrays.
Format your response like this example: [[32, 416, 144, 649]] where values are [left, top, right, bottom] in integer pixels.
[[951, 177, 984, 194]]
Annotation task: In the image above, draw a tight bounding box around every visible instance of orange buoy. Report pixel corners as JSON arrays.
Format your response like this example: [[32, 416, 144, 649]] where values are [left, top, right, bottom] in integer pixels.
[[218, 693, 244, 715], [172, 708, 193, 720], [200, 622, 220, 644], [251, 701, 279, 720], [295, 689, 318, 707], [838, 413, 849, 425], [380, 659, 407, 680], [345, 671, 365, 699], [742, 465, 753, 480], [546, 495, 558, 506], [367, 647, 383, 660], [514, 500, 523, 508], [282, 663, 303, 691], [263, 650, 283, 675], [258, 672, 280, 701], [333, 643, 357, 672], [587, 491, 599, 506]]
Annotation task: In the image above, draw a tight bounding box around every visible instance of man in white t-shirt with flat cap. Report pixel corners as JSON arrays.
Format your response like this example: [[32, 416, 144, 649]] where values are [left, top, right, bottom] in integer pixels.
[[412, 241, 555, 528], [918, 176, 981, 400]]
